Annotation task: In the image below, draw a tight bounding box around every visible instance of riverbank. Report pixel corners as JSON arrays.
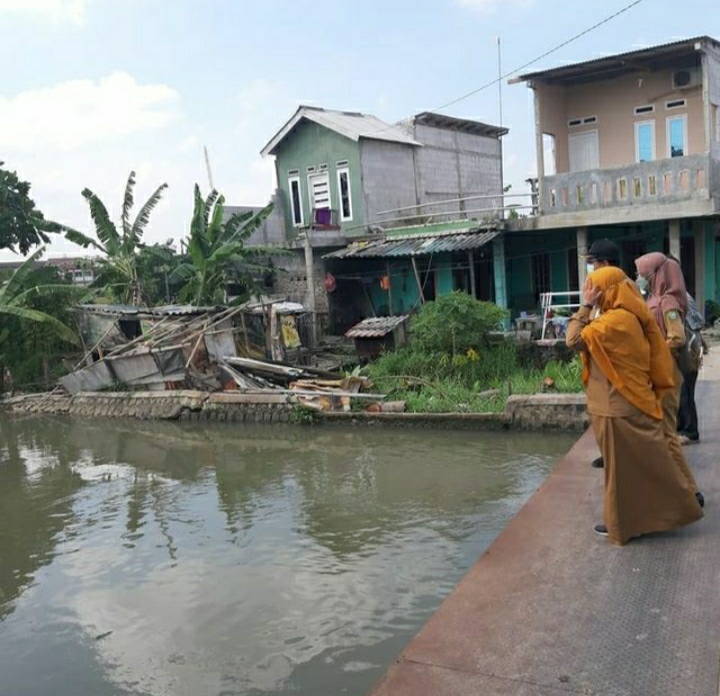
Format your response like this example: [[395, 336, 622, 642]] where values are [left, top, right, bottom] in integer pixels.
[[0, 389, 589, 431], [368, 352, 720, 695]]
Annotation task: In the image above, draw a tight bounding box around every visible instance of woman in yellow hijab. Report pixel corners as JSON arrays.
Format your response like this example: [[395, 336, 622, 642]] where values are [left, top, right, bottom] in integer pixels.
[[566, 266, 702, 545]]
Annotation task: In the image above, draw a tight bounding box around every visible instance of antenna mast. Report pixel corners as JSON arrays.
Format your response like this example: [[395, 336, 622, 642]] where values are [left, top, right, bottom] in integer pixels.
[[204, 146, 215, 190]]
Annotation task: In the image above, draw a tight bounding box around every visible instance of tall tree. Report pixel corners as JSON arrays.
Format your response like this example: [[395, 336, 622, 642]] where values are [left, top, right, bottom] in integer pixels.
[[63, 171, 168, 305], [173, 186, 273, 305], [0, 163, 59, 254]]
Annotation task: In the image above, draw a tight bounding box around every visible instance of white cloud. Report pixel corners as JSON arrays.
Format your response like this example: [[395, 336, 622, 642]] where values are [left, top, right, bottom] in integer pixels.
[[0, 74, 298, 261], [455, 0, 533, 13], [0, 72, 180, 152], [0, 0, 87, 24]]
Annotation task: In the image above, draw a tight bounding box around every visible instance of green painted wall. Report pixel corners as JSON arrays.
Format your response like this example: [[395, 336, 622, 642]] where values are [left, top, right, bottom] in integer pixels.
[[435, 258, 454, 296], [705, 222, 716, 303], [366, 262, 421, 317], [550, 250, 568, 291], [493, 238, 508, 311], [274, 120, 364, 237]]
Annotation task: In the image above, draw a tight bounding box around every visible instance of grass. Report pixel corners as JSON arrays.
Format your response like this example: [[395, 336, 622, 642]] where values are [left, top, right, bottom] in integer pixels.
[[363, 342, 583, 414]]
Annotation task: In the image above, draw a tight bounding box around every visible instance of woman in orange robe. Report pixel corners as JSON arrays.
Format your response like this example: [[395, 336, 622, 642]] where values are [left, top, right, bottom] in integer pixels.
[[566, 266, 703, 545]]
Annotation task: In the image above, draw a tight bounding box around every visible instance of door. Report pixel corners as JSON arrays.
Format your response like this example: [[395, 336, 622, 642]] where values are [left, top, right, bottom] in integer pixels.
[[568, 131, 599, 172], [308, 173, 330, 210]]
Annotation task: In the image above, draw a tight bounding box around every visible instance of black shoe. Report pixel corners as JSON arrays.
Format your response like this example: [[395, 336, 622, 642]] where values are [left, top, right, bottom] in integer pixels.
[[696, 492, 705, 508], [591, 456, 604, 468], [594, 524, 608, 537]]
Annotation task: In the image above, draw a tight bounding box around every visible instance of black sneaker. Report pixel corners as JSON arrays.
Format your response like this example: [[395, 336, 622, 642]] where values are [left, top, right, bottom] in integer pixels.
[[594, 524, 608, 537], [696, 492, 705, 508], [591, 457, 604, 468]]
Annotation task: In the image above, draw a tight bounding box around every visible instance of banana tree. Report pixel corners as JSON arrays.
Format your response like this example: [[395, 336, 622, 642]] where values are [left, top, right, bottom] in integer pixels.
[[63, 171, 168, 305], [172, 186, 274, 306], [0, 248, 79, 345]]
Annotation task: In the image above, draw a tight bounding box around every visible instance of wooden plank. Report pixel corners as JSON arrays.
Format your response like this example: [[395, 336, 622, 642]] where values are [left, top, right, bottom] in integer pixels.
[[208, 392, 291, 405]]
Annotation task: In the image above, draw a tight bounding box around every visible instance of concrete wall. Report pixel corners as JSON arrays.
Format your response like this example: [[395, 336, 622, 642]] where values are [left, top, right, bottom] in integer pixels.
[[541, 153, 713, 215], [537, 84, 569, 173], [705, 44, 720, 198], [359, 139, 418, 225], [2, 391, 589, 432], [1, 391, 294, 423], [536, 68, 706, 173], [411, 124, 503, 217], [270, 250, 328, 313], [223, 191, 287, 248], [274, 120, 364, 235]]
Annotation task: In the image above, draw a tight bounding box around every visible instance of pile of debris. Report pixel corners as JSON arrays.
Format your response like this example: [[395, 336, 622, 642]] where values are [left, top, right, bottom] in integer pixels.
[[219, 357, 386, 412], [58, 301, 391, 413]]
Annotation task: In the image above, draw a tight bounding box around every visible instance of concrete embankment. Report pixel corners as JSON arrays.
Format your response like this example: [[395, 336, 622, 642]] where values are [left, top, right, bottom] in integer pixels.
[[1, 391, 588, 431], [368, 355, 720, 696]]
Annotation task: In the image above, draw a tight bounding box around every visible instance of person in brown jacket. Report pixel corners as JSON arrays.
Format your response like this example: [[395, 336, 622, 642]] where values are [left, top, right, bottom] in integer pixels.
[[635, 252, 704, 508]]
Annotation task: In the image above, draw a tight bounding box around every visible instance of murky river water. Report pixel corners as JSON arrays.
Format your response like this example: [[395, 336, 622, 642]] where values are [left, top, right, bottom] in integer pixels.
[[0, 415, 575, 696]]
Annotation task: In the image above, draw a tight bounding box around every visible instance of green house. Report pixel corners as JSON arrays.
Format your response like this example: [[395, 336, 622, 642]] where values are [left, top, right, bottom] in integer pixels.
[[260, 106, 509, 333]]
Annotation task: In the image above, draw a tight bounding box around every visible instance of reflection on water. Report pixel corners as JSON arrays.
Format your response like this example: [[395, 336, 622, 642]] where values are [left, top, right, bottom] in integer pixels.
[[0, 415, 575, 696]]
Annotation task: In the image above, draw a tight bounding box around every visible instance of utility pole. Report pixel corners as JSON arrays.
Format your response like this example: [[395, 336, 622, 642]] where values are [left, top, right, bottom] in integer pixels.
[[497, 36, 503, 128]]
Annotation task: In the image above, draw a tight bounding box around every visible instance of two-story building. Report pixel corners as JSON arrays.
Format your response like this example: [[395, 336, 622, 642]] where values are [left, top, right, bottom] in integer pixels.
[[258, 105, 508, 331], [509, 36, 720, 313]]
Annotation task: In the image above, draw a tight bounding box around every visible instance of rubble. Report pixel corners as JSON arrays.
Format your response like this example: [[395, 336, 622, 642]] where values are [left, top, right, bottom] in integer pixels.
[[58, 300, 385, 412]]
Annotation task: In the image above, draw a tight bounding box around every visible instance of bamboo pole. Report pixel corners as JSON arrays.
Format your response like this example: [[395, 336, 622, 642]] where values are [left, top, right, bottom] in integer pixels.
[[386, 261, 394, 316], [468, 250, 477, 298], [411, 257, 426, 304]]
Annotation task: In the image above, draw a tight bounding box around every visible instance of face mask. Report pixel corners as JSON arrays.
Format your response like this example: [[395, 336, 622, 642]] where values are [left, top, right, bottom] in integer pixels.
[[636, 276, 649, 293], [586, 263, 595, 276]]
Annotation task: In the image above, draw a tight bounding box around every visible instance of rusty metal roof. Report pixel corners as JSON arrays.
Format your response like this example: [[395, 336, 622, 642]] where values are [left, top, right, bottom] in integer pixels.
[[324, 230, 499, 259], [345, 315, 409, 339], [413, 112, 508, 139]]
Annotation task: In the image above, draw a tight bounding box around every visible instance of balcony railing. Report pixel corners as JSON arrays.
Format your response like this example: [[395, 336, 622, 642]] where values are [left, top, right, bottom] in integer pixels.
[[540, 154, 715, 215], [311, 207, 339, 228]]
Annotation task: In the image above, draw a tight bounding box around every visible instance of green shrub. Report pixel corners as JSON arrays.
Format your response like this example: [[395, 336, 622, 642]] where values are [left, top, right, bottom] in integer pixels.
[[410, 292, 507, 355]]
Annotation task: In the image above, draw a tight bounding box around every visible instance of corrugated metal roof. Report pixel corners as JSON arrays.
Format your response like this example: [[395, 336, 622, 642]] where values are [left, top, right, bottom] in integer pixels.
[[324, 230, 499, 259], [74, 304, 223, 317], [384, 219, 499, 238], [261, 106, 421, 156], [516, 36, 716, 85], [345, 315, 409, 339]]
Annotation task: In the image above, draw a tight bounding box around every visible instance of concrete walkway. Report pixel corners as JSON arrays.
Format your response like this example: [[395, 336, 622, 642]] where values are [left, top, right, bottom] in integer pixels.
[[370, 352, 720, 696]]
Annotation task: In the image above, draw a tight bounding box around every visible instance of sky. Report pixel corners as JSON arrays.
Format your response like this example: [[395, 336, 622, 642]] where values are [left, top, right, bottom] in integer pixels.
[[0, 0, 717, 260]]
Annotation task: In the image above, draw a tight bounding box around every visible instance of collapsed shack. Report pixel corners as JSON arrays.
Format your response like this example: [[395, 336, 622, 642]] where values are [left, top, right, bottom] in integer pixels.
[[60, 301, 387, 412]]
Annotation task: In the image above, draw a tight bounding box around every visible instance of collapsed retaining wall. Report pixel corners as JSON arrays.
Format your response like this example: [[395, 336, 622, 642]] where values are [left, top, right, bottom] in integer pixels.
[[1, 391, 588, 431]]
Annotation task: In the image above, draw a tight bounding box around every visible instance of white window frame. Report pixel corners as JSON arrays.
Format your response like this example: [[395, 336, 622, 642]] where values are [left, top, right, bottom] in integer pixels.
[[288, 175, 304, 227], [307, 171, 331, 212], [666, 114, 689, 158], [634, 120, 656, 163], [714, 104, 720, 142], [336, 166, 353, 222], [568, 129, 600, 172]]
